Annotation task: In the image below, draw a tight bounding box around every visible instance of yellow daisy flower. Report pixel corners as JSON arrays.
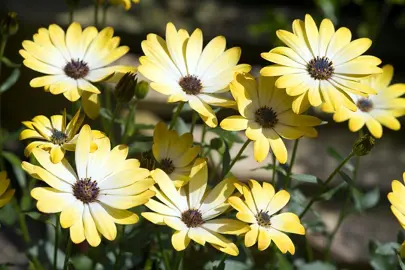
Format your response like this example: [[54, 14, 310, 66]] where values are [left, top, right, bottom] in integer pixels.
[[388, 173, 405, 258], [260, 14, 382, 114], [20, 22, 136, 119], [325, 65, 405, 138], [19, 109, 105, 163], [138, 22, 251, 127], [109, 0, 140, 10], [142, 158, 249, 256], [0, 171, 15, 208], [152, 122, 200, 187], [22, 125, 154, 247], [228, 180, 305, 253], [220, 73, 321, 164]]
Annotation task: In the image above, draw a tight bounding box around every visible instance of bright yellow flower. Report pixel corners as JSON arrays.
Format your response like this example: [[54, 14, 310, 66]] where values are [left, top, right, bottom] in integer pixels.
[[20, 22, 136, 119], [22, 125, 154, 247], [0, 171, 15, 208], [220, 73, 321, 163], [229, 180, 305, 253], [19, 109, 105, 163], [109, 0, 140, 10], [388, 173, 405, 258], [138, 22, 251, 127], [324, 65, 405, 138], [142, 158, 249, 256], [152, 122, 200, 187], [261, 14, 382, 114]]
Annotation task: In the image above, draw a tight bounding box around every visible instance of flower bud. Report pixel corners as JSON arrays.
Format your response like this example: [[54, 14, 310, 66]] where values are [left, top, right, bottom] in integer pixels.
[[135, 80, 149, 100], [0, 12, 18, 37], [352, 133, 375, 156], [114, 72, 137, 103], [210, 138, 223, 150]]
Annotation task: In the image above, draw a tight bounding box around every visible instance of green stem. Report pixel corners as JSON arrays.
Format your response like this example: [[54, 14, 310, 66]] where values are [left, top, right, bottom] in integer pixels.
[[324, 129, 364, 260], [114, 226, 125, 270], [223, 139, 251, 177], [299, 151, 355, 219], [271, 153, 277, 186], [122, 101, 138, 144], [54, 217, 60, 270], [190, 111, 198, 134], [62, 238, 72, 270], [172, 250, 184, 270], [324, 193, 350, 260], [304, 236, 314, 262], [157, 231, 171, 270], [200, 124, 207, 155], [0, 36, 8, 171], [108, 103, 122, 143], [94, 0, 100, 27], [69, 8, 74, 23], [284, 139, 300, 188], [169, 102, 185, 130], [102, 3, 109, 27], [12, 200, 31, 243], [216, 253, 228, 269]]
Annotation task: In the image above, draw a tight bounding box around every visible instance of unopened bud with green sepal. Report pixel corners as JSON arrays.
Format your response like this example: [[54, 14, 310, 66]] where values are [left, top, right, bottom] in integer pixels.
[[0, 12, 18, 37], [352, 133, 375, 156], [134, 80, 149, 100], [114, 72, 137, 103]]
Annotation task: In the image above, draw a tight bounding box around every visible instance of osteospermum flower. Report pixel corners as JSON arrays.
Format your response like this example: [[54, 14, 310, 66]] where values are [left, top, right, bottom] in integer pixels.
[[261, 14, 382, 114], [220, 73, 321, 163], [229, 180, 305, 253], [0, 171, 15, 208], [142, 158, 249, 255], [20, 22, 136, 118], [388, 173, 405, 257], [324, 65, 405, 138], [22, 125, 154, 247], [19, 109, 105, 163], [152, 122, 200, 187], [109, 0, 140, 10], [138, 22, 251, 127]]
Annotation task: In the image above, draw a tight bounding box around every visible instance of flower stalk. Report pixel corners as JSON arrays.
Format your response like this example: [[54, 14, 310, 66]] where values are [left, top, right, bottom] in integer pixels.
[[169, 102, 185, 130]]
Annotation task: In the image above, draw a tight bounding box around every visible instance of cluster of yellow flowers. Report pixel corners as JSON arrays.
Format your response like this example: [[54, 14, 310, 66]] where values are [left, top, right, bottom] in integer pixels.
[[1, 13, 404, 259]]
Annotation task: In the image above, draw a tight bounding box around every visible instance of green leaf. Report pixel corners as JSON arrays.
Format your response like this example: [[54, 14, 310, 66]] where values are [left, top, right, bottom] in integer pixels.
[[326, 147, 354, 172], [296, 261, 336, 270], [291, 174, 318, 184], [375, 242, 400, 256], [352, 187, 380, 212], [221, 141, 231, 178], [0, 56, 21, 68], [128, 141, 153, 155], [99, 108, 123, 124], [338, 171, 355, 186], [398, 254, 405, 270], [0, 68, 20, 93], [174, 117, 188, 135], [209, 127, 244, 144], [251, 164, 287, 176], [24, 211, 56, 227], [204, 260, 251, 270], [2, 151, 26, 188], [276, 252, 293, 270], [369, 240, 399, 270], [319, 182, 346, 201]]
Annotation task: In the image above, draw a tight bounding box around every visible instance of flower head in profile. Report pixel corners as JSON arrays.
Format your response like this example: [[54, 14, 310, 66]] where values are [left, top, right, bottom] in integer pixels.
[[142, 158, 249, 255], [20, 22, 136, 118], [388, 173, 405, 257], [261, 14, 382, 114], [324, 65, 405, 138], [19, 109, 105, 163], [138, 22, 251, 127], [109, 0, 140, 10], [220, 73, 321, 163], [22, 125, 154, 247], [151, 122, 200, 187], [0, 171, 15, 208], [229, 180, 305, 253]]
